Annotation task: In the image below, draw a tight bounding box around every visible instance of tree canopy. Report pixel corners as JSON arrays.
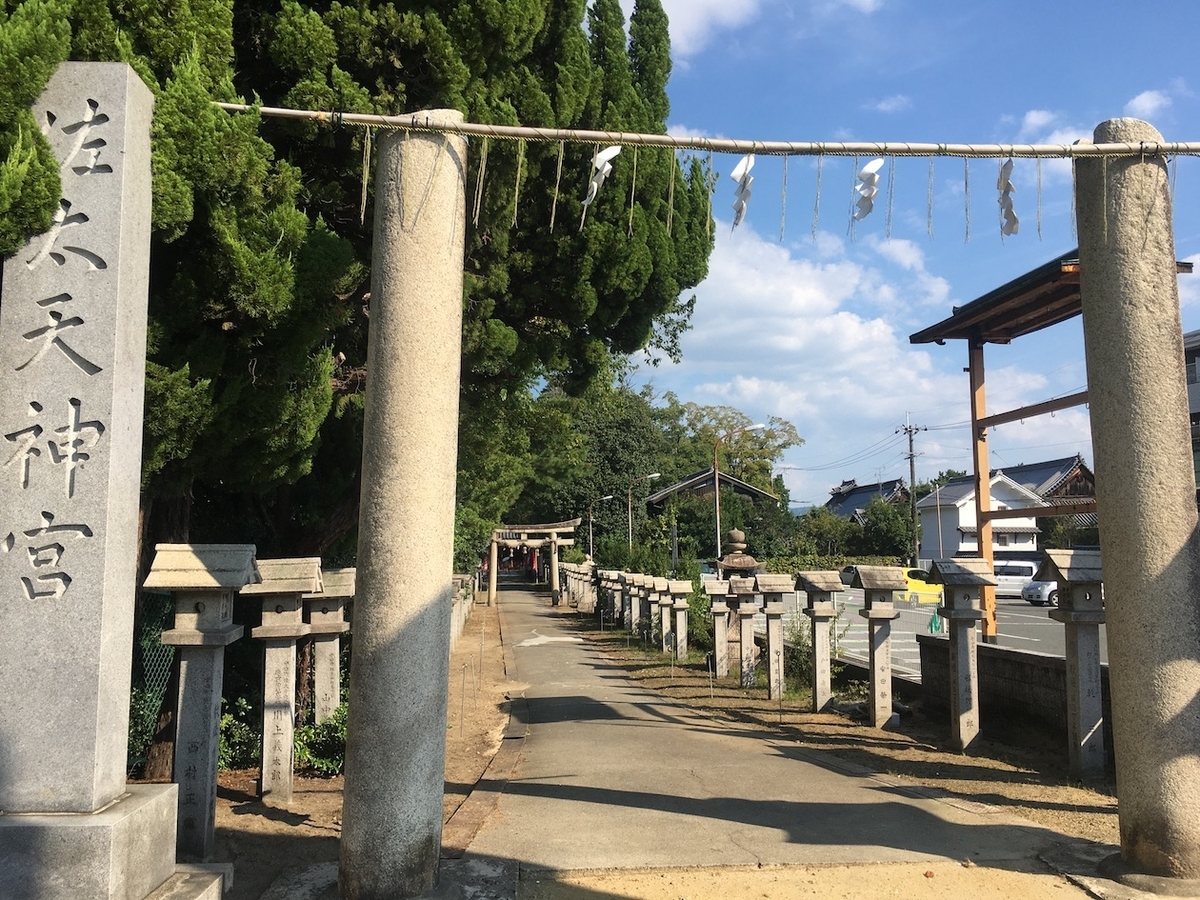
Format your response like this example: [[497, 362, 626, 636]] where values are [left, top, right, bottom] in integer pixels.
[[0, 0, 716, 563]]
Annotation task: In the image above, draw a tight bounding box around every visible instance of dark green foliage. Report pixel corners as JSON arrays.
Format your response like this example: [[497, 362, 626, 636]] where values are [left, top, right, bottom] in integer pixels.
[[7, 1, 717, 564], [219, 696, 261, 770], [0, 0, 71, 256], [859, 495, 914, 558], [294, 702, 348, 776]]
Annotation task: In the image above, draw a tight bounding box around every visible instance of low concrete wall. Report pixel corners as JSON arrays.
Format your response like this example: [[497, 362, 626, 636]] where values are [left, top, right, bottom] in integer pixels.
[[917, 633, 1113, 764]]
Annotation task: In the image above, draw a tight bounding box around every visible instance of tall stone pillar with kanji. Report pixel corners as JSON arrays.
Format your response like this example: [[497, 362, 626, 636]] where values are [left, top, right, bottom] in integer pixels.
[[0, 63, 199, 900]]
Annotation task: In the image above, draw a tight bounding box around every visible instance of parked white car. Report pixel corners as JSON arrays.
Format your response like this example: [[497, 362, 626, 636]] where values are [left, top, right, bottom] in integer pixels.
[[993, 560, 1038, 598], [1021, 580, 1059, 607]]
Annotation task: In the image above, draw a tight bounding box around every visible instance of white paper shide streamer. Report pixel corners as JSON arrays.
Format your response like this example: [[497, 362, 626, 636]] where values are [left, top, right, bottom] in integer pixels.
[[853, 157, 885, 220], [583, 145, 622, 206], [997, 157, 1019, 236], [730, 153, 755, 229]]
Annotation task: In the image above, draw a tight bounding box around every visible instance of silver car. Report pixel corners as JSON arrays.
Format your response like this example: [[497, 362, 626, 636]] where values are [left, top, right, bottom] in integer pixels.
[[1021, 580, 1059, 607]]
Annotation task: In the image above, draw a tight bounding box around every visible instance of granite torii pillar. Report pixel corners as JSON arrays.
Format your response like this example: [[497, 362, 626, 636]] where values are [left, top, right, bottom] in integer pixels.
[[1076, 117, 1200, 882], [147, 544, 258, 862], [928, 559, 994, 751], [341, 111, 466, 900], [242, 557, 321, 809], [797, 571, 841, 712], [1041, 550, 1106, 781], [487, 538, 498, 606], [304, 567, 355, 724], [548, 532, 561, 601], [853, 566, 904, 728]]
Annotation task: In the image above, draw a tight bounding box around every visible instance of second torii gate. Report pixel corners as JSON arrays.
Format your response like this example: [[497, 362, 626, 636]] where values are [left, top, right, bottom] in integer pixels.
[[487, 519, 582, 604]]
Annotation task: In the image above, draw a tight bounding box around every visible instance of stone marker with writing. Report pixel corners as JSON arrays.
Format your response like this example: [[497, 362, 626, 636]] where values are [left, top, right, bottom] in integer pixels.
[[242, 557, 320, 809], [0, 63, 187, 900], [147, 543, 259, 861], [303, 567, 354, 723]]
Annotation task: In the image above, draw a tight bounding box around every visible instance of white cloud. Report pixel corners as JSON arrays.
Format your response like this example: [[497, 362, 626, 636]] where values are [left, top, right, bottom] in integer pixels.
[[1018, 109, 1057, 140], [618, 0, 766, 57], [833, 0, 885, 12], [871, 94, 911, 114], [632, 218, 1099, 504], [1125, 89, 1172, 120]]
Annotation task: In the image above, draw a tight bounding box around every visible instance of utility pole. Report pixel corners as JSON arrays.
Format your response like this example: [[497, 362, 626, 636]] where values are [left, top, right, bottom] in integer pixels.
[[898, 414, 926, 566]]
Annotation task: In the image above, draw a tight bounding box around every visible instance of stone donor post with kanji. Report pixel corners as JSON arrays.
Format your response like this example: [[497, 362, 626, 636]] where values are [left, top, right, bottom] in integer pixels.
[[147, 543, 259, 862], [1076, 117, 1200, 886], [340, 110, 467, 899], [0, 64, 214, 900]]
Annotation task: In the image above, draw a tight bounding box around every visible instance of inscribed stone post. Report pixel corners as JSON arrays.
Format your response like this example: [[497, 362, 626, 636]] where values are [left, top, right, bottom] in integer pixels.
[[798, 572, 841, 712], [147, 543, 258, 861], [652, 576, 669, 643], [340, 111, 466, 900], [243, 558, 320, 809], [853, 566, 904, 728], [659, 589, 674, 652], [929, 559, 992, 751], [756, 574, 793, 700], [0, 63, 182, 900], [729, 578, 758, 691], [1076, 118, 1200, 880], [1041, 551, 1106, 781], [669, 580, 693, 659], [703, 580, 731, 676], [304, 567, 354, 723]]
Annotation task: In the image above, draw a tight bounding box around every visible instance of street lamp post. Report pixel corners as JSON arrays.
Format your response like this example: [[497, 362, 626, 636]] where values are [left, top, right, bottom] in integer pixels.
[[714, 424, 766, 563], [627, 473, 661, 549], [587, 494, 614, 558]]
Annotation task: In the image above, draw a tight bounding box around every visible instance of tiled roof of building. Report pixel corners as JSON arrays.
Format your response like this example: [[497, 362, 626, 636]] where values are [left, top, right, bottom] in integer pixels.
[[824, 478, 907, 520]]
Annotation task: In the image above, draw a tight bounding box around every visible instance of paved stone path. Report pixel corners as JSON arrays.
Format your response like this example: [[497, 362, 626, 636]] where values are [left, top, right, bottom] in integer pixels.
[[438, 586, 1100, 897]]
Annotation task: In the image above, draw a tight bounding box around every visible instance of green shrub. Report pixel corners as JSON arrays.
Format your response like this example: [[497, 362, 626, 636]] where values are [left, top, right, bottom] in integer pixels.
[[219, 697, 261, 770], [127, 685, 158, 772], [294, 702, 348, 776], [784, 618, 813, 691]]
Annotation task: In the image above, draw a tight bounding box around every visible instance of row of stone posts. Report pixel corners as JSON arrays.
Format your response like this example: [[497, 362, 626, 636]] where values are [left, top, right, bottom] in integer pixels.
[[144, 547, 358, 860], [845, 556, 1107, 783], [589, 570, 691, 658]]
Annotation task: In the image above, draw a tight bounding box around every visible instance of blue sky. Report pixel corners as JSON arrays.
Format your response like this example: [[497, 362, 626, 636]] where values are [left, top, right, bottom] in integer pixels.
[[616, 0, 1200, 510]]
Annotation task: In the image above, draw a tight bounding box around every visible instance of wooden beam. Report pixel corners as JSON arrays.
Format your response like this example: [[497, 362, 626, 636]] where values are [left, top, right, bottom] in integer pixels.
[[977, 500, 1097, 523], [978, 391, 1088, 430]]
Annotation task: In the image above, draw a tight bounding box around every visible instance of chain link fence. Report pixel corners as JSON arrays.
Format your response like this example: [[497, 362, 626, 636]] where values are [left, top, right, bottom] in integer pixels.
[[128, 591, 175, 770]]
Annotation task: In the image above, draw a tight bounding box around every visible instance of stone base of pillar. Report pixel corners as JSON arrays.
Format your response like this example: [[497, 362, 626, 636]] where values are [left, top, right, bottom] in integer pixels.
[[0, 784, 178, 900], [146, 867, 228, 900], [1098, 853, 1200, 897]]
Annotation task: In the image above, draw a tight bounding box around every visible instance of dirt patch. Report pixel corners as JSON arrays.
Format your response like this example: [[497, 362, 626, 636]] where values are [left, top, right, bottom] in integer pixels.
[[211, 593, 1116, 898]]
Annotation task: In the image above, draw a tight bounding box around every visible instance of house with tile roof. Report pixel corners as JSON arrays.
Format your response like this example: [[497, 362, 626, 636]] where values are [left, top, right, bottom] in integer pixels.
[[916, 473, 1045, 561], [824, 478, 908, 524]]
